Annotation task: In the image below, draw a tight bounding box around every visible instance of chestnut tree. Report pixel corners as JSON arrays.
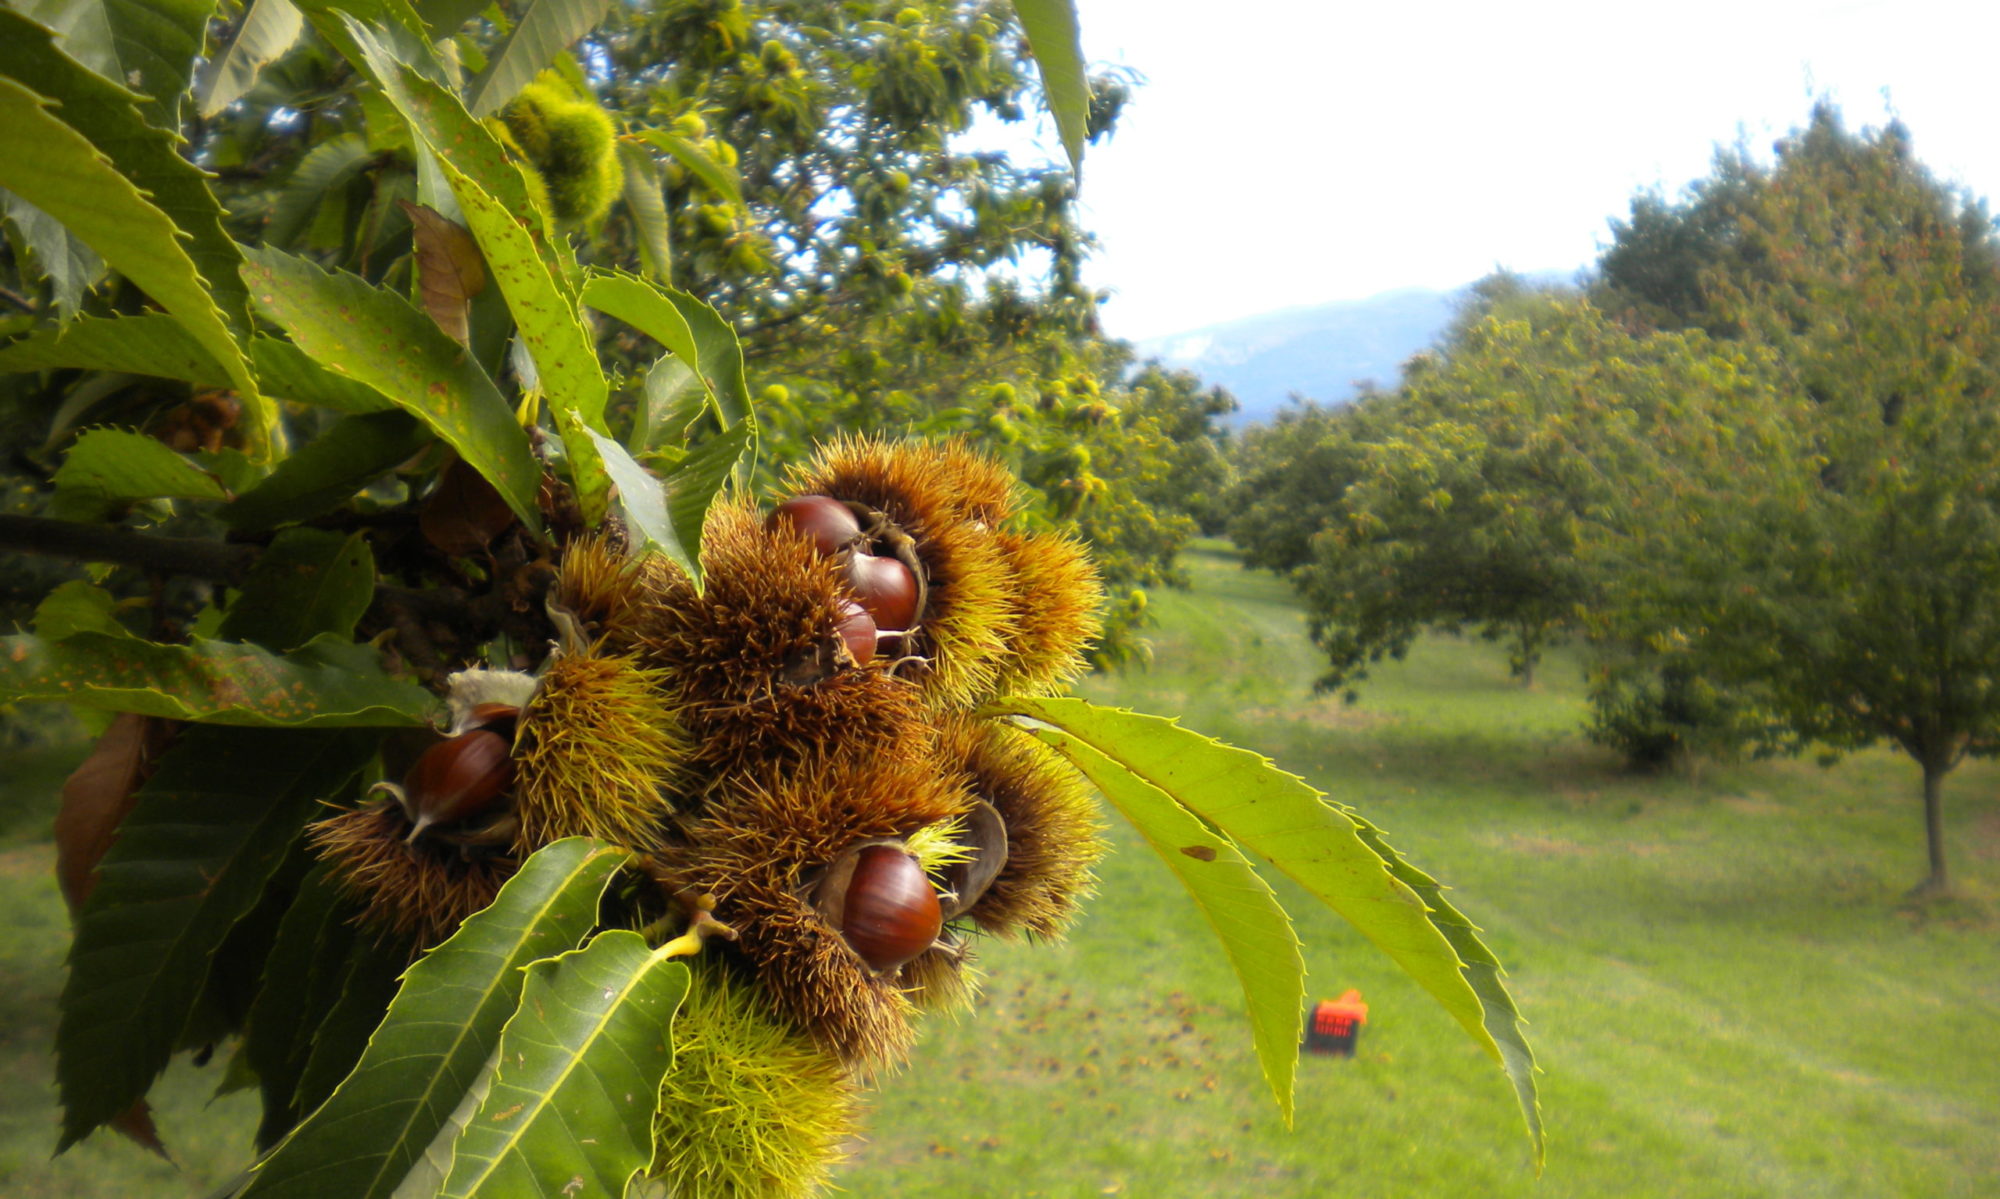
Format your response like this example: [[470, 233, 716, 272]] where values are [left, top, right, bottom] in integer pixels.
[[1596, 106, 2000, 896]]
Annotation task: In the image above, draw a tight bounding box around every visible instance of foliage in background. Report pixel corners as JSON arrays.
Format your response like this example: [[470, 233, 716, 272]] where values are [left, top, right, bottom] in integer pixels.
[[1223, 103, 2000, 893]]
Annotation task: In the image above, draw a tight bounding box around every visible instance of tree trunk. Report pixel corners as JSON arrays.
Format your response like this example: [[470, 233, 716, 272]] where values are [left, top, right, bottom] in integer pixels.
[[1914, 759, 1951, 897]]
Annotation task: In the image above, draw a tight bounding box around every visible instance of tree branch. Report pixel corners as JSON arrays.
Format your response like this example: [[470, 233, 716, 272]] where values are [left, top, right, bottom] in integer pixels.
[[0, 514, 258, 581]]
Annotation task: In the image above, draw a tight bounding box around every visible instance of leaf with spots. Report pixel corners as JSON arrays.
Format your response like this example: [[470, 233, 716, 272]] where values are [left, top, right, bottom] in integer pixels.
[[252, 336, 398, 415], [343, 24, 565, 287], [423, 133, 609, 520], [0, 629, 437, 727], [239, 244, 541, 531], [439, 931, 691, 1199]]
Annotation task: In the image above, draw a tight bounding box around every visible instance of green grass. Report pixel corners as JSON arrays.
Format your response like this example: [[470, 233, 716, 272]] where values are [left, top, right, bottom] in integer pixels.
[[856, 541, 2000, 1198], [1, 540, 1995, 1196]]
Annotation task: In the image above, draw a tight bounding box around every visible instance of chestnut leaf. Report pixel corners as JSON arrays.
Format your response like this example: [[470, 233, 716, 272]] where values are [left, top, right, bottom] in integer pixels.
[[439, 930, 692, 1199], [54, 728, 379, 1150], [241, 839, 632, 1199], [987, 694, 1543, 1168]]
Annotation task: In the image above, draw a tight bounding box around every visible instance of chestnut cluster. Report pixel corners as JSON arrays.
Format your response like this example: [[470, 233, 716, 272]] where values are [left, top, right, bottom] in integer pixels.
[[309, 437, 1106, 1198]]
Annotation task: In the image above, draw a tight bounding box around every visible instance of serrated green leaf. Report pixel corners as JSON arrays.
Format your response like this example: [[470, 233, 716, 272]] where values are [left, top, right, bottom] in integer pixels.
[[392, 1051, 496, 1199], [0, 630, 438, 726], [11, 0, 211, 131], [1010, 721, 1303, 1124], [344, 25, 561, 276], [0, 76, 265, 449], [33, 579, 125, 641], [636, 355, 703, 452], [440, 931, 690, 1198], [1, 190, 105, 316], [422, 133, 604, 419], [218, 528, 375, 652], [0, 314, 230, 385], [181, 839, 315, 1055], [54, 728, 378, 1150], [629, 128, 744, 211], [412, 0, 495, 37], [0, 8, 253, 340], [51, 428, 230, 521], [292, 936, 409, 1119], [242, 865, 363, 1149], [251, 336, 397, 415], [294, 0, 433, 69], [348, 47, 606, 521], [268, 133, 375, 249], [221, 410, 432, 532], [463, 0, 613, 118], [421, 137, 609, 518], [580, 271, 700, 391], [659, 422, 752, 592], [239, 245, 542, 531], [195, 0, 306, 118], [986, 695, 1542, 1163], [584, 423, 682, 564], [581, 271, 752, 434], [1012, 0, 1089, 177], [244, 839, 632, 1199], [616, 139, 671, 283], [1347, 813, 1543, 1165]]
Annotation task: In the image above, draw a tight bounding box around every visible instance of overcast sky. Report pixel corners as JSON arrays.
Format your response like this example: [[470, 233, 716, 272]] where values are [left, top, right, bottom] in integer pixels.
[[989, 1, 2000, 342]]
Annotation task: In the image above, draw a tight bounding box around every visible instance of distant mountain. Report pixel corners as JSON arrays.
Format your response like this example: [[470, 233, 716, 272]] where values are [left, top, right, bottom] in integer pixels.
[[1133, 273, 1572, 426]]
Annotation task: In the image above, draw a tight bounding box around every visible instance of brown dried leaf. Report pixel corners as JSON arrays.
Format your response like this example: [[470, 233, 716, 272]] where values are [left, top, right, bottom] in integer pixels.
[[55, 713, 179, 914], [110, 1097, 170, 1160], [419, 455, 518, 556], [397, 200, 487, 347]]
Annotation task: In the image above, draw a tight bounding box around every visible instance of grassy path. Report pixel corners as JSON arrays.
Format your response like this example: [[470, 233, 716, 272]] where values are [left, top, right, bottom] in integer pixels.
[[0, 541, 1994, 1196]]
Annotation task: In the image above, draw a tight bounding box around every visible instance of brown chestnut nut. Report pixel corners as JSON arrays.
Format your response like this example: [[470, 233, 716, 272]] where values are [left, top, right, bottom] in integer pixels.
[[768, 494, 863, 557], [818, 844, 941, 975], [401, 728, 514, 841], [845, 551, 920, 632], [834, 598, 877, 667]]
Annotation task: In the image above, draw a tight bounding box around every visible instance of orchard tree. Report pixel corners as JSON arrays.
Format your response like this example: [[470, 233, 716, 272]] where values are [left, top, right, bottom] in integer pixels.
[[1598, 105, 2000, 896], [1236, 287, 1772, 696], [0, 1, 1537, 1193]]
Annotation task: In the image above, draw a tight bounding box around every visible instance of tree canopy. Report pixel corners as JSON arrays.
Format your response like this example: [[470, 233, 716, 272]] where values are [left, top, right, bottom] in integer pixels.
[[1226, 103, 2000, 894]]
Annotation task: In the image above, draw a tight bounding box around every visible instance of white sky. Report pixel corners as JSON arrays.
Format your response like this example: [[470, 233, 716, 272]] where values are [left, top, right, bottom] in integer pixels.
[[991, 1, 2000, 342]]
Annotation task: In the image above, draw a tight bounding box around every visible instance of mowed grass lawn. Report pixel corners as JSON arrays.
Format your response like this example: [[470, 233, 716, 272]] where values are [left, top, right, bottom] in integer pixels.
[[2, 540, 1996, 1196]]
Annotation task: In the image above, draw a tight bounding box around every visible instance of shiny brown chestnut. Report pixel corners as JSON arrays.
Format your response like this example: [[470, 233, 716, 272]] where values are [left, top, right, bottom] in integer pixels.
[[833, 598, 878, 667], [816, 843, 942, 975], [400, 728, 515, 841], [845, 551, 920, 632], [768, 494, 863, 557]]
